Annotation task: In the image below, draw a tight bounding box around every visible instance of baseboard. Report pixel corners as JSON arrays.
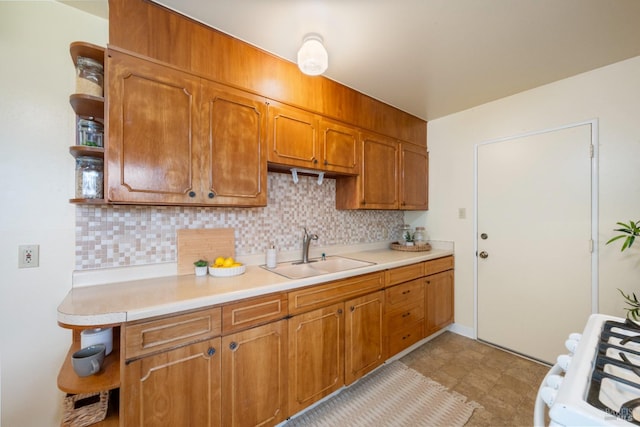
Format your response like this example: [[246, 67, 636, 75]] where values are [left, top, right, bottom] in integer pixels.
[[448, 322, 475, 339]]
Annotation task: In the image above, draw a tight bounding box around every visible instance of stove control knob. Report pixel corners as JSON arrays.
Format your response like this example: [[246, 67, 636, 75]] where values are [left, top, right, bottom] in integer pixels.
[[557, 354, 572, 372], [546, 374, 564, 389], [565, 338, 580, 354], [540, 387, 558, 407]]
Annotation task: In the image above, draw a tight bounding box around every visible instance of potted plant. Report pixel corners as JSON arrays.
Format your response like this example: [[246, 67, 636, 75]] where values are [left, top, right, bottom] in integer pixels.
[[404, 230, 414, 246], [194, 259, 208, 276], [607, 220, 640, 325]]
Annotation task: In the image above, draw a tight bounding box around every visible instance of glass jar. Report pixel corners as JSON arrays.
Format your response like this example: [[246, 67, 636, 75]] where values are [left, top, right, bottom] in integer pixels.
[[75, 156, 104, 199], [414, 227, 427, 245], [400, 224, 412, 244], [77, 118, 104, 147], [75, 56, 104, 97]]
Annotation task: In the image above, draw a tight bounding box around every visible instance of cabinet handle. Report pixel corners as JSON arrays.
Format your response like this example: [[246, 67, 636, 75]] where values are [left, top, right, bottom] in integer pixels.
[[313, 158, 318, 164], [350, 306, 355, 312], [402, 290, 410, 295], [402, 334, 411, 340], [402, 312, 411, 318], [208, 192, 215, 199], [188, 191, 196, 198], [207, 347, 216, 356], [324, 159, 328, 165], [337, 308, 343, 315], [229, 341, 238, 351]]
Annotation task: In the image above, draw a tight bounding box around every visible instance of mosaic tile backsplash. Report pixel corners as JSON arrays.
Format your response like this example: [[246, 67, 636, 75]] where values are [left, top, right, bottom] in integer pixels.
[[75, 172, 405, 270]]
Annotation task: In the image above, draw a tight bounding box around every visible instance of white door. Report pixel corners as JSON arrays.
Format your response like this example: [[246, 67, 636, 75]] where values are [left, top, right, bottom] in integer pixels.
[[476, 122, 596, 364]]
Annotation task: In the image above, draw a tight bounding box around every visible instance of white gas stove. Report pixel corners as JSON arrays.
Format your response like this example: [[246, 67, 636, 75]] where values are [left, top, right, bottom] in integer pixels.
[[535, 313, 640, 426]]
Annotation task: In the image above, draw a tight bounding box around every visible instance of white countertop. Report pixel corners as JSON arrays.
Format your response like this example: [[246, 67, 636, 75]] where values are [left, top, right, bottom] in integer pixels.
[[57, 244, 453, 327]]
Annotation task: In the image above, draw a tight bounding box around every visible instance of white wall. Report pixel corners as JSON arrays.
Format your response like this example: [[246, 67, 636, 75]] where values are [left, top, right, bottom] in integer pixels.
[[0, 3, 107, 426], [408, 55, 640, 332]]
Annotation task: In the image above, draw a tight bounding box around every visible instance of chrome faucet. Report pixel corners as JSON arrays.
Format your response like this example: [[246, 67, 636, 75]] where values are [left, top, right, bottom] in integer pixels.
[[300, 227, 318, 264]]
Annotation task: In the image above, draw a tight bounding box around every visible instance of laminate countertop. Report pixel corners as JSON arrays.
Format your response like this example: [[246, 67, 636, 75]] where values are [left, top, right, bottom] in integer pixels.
[[58, 245, 454, 327]]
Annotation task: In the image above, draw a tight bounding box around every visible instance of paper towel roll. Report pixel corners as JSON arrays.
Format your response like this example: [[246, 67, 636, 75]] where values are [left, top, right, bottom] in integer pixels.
[[81, 327, 113, 355]]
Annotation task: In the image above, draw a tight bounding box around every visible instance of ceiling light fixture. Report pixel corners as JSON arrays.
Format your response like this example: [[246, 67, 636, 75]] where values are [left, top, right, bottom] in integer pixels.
[[297, 34, 328, 76]]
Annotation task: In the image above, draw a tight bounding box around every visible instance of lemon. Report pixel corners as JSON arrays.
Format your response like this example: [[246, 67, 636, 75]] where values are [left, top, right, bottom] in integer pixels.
[[223, 257, 235, 267], [231, 263, 242, 267], [214, 256, 225, 267]]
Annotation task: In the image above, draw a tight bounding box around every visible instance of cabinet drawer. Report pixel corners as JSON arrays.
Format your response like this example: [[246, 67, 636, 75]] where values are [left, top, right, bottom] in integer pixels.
[[385, 278, 424, 309], [387, 322, 424, 356], [125, 307, 222, 360], [222, 293, 288, 334], [385, 263, 424, 286], [288, 272, 384, 315], [386, 304, 424, 331], [424, 256, 454, 276]]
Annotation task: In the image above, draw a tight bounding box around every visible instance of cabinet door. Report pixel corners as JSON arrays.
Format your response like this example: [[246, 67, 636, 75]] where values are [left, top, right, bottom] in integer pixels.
[[319, 119, 359, 175], [288, 302, 344, 414], [107, 50, 202, 204], [425, 270, 455, 336], [266, 101, 318, 169], [400, 142, 429, 210], [200, 82, 267, 206], [222, 320, 287, 427], [344, 291, 384, 385], [361, 132, 399, 209], [122, 338, 221, 427]]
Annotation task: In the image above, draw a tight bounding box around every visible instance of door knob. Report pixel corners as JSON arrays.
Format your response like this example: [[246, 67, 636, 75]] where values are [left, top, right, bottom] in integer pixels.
[[479, 251, 489, 259]]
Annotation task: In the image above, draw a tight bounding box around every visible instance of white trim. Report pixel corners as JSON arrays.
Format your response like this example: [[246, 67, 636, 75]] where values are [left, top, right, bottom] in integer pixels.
[[473, 119, 600, 338]]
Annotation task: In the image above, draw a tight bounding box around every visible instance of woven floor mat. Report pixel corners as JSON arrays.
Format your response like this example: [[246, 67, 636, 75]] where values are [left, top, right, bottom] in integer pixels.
[[286, 361, 482, 427]]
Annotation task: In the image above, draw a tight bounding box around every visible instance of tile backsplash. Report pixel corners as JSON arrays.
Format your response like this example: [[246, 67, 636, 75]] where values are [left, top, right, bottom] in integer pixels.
[[75, 172, 405, 270]]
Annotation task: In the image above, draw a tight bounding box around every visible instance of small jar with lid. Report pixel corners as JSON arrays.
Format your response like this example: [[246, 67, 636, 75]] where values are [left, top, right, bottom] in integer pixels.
[[77, 118, 104, 147], [75, 156, 104, 199], [75, 56, 103, 97], [414, 227, 428, 246], [400, 224, 412, 244]]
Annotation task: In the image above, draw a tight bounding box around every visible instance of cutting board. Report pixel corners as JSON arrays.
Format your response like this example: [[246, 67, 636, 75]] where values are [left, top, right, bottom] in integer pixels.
[[177, 228, 235, 275]]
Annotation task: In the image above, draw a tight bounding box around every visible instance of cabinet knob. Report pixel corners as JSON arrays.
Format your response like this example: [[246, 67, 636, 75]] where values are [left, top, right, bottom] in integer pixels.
[[229, 341, 238, 351], [208, 192, 215, 199], [207, 347, 216, 356], [313, 158, 318, 164], [188, 191, 196, 198], [324, 159, 328, 165], [337, 308, 343, 315]]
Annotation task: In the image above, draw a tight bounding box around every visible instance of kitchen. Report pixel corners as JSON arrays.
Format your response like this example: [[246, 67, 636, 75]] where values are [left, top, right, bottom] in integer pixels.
[[2, 1, 640, 426]]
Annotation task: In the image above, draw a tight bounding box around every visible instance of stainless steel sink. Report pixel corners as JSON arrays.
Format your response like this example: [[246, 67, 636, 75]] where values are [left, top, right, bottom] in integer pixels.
[[262, 256, 375, 279]]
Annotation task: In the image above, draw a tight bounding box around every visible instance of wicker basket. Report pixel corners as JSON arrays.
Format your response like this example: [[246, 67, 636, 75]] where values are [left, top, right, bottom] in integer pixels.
[[390, 242, 432, 252], [62, 391, 108, 427]]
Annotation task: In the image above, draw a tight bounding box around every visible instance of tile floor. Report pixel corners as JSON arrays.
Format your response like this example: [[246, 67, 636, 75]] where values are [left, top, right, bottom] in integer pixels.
[[401, 331, 550, 427]]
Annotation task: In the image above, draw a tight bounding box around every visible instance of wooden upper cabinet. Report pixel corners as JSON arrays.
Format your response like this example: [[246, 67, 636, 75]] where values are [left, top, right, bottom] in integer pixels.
[[200, 81, 267, 206], [360, 132, 399, 209], [107, 49, 201, 205], [400, 142, 429, 210], [319, 118, 359, 175], [107, 49, 266, 206], [267, 101, 318, 170]]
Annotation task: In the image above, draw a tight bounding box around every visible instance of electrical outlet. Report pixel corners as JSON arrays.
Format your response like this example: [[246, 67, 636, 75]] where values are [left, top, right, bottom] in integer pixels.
[[18, 245, 39, 268], [458, 208, 466, 219]]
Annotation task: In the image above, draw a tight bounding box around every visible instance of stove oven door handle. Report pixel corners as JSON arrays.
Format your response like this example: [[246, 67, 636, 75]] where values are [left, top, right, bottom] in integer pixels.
[[534, 363, 564, 427]]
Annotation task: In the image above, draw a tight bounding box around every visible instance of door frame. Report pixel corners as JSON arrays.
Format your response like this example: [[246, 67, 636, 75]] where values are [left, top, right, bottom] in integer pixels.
[[472, 119, 599, 339]]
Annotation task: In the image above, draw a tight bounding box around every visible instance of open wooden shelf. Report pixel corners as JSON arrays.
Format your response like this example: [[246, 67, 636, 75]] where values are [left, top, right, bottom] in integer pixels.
[[69, 93, 104, 120], [57, 340, 120, 395], [70, 41, 105, 67], [69, 145, 104, 159]]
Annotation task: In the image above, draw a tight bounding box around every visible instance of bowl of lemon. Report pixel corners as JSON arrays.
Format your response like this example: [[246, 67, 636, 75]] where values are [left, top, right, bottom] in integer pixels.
[[209, 256, 246, 277]]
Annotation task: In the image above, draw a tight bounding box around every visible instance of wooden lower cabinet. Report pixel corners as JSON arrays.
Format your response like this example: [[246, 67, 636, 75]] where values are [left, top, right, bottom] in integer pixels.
[[344, 291, 384, 385], [288, 302, 344, 415], [122, 337, 222, 426], [222, 320, 288, 427], [425, 270, 455, 336]]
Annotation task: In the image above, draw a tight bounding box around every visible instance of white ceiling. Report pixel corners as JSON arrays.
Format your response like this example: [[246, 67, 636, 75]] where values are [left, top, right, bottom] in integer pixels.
[[64, 0, 640, 121]]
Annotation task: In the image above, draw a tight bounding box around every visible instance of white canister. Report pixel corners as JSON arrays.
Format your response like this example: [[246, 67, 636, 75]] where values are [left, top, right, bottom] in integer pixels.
[[81, 327, 113, 355], [266, 245, 277, 268]]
